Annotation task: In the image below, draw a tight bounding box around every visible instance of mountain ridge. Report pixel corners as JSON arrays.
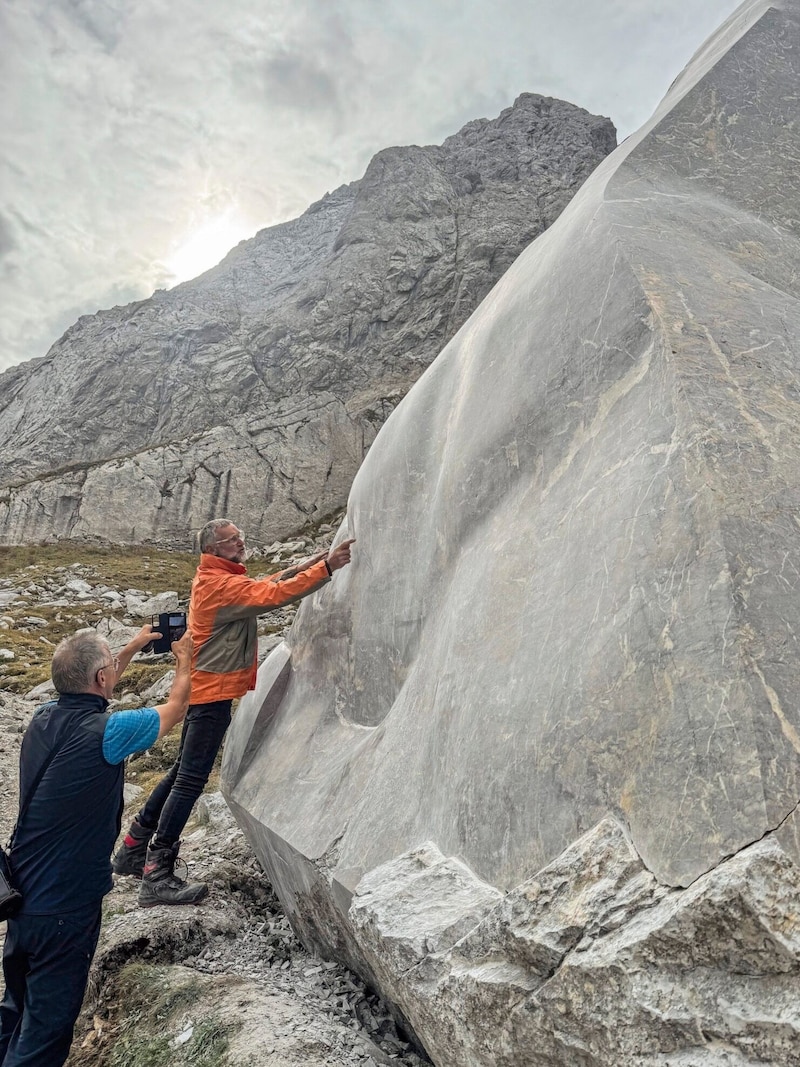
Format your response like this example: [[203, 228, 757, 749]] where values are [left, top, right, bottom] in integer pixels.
[[0, 92, 616, 547]]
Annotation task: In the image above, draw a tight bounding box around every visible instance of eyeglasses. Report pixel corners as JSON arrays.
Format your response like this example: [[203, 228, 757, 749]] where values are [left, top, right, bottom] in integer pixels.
[[99, 656, 119, 675], [214, 530, 245, 546]]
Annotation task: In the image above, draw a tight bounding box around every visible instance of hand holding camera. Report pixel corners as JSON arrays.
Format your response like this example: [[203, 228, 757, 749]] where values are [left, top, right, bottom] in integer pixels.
[[143, 611, 188, 654], [171, 628, 193, 669]]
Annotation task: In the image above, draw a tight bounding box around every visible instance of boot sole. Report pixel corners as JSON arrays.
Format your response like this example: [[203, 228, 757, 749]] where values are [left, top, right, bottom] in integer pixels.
[[138, 895, 208, 908]]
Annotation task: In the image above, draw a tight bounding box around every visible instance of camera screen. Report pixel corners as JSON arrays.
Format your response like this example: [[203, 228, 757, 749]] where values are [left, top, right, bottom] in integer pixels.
[[168, 614, 185, 626]]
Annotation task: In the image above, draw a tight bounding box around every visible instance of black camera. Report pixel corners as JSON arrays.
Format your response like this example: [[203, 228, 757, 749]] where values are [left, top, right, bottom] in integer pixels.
[[145, 611, 188, 654]]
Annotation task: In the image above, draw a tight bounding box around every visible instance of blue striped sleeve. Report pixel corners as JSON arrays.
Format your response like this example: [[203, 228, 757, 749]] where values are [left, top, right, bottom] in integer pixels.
[[102, 708, 160, 765]]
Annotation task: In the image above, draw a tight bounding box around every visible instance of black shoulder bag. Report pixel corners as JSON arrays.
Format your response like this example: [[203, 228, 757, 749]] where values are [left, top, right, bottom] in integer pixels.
[[0, 843, 21, 920]]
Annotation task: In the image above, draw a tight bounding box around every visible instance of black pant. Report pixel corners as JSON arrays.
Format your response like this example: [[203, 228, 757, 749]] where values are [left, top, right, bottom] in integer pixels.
[[0, 903, 102, 1066], [137, 700, 232, 846]]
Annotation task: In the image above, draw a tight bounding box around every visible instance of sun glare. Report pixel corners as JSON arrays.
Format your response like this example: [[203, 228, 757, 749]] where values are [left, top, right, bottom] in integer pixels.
[[165, 213, 256, 285]]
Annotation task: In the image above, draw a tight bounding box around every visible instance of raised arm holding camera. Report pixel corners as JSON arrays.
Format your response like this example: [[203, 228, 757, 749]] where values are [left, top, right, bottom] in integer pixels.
[[113, 517, 354, 907], [0, 625, 192, 1067]]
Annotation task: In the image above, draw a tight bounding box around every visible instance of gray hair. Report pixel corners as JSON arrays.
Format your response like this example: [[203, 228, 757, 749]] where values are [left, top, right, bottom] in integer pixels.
[[51, 630, 110, 694], [198, 518, 234, 554]]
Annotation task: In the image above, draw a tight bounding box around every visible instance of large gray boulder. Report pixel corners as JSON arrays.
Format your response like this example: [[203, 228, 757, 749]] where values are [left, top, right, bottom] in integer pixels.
[[221, 0, 800, 1062], [0, 94, 614, 549]]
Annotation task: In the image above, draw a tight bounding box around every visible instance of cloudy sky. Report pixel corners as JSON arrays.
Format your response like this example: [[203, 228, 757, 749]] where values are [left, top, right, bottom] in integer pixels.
[[0, 0, 741, 373]]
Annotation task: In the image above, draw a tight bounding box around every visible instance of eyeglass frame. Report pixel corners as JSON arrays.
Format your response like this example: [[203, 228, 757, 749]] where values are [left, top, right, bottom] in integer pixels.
[[98, 656, 120, 676], [214, 530, 246, 546]]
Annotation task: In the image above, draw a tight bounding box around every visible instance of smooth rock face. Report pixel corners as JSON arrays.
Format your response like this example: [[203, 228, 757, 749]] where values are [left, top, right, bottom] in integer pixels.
[[222, 1, 800, 1063], [0, 95, 614, 549]]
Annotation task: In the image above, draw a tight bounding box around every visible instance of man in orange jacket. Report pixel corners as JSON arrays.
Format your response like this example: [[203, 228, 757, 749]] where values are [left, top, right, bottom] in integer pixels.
[[112, 518, 354, 906]]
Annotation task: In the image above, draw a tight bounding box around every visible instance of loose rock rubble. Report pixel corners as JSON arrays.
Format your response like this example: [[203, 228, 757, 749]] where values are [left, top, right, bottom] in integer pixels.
[[66, 796, 430, 1067]]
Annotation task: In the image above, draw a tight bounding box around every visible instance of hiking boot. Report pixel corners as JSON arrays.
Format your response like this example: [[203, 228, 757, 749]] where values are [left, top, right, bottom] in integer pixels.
[[111, 820, 151, 878], [138, 842, 208, 907]]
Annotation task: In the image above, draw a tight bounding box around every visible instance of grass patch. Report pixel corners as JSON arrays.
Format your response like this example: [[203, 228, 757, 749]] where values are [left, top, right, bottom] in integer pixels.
[[185, 1018, 235, 1067], [116, 963, 204, 1026], [0, 543, 197, 695], [117, 662, 175, 701], [108, 1033, 173, 1067], [0, 543, 197, 590], [105, 964, 238, 1067], [0, 601, 107, 693]]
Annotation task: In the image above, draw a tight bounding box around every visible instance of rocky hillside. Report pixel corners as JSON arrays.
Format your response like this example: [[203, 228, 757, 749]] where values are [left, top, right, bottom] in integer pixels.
[[0, 93, 615, 549]]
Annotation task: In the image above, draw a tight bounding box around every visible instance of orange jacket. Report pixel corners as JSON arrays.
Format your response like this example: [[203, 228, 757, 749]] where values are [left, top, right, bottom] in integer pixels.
[[188, 552, 331, 703]]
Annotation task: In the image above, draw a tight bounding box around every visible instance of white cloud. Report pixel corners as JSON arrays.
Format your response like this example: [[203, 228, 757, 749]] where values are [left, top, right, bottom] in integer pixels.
[[0, 0, 742, 372]]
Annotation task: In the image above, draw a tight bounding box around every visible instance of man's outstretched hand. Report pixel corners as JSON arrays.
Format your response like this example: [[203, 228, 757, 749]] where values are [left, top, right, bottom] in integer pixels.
[[327, 538, 355, 572]]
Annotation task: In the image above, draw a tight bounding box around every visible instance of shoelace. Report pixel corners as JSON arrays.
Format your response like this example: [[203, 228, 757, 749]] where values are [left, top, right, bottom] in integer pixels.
[[172, 854, 189, 882]]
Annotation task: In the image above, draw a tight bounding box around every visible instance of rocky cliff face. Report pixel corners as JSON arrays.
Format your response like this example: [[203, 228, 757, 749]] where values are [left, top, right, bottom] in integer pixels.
[[0, 94, 615, 548], [222, 0, 800, 1063]]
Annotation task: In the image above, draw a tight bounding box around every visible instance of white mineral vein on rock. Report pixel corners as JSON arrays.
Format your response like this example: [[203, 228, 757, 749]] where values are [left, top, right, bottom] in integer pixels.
[[222, 1, 800, 1063]]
